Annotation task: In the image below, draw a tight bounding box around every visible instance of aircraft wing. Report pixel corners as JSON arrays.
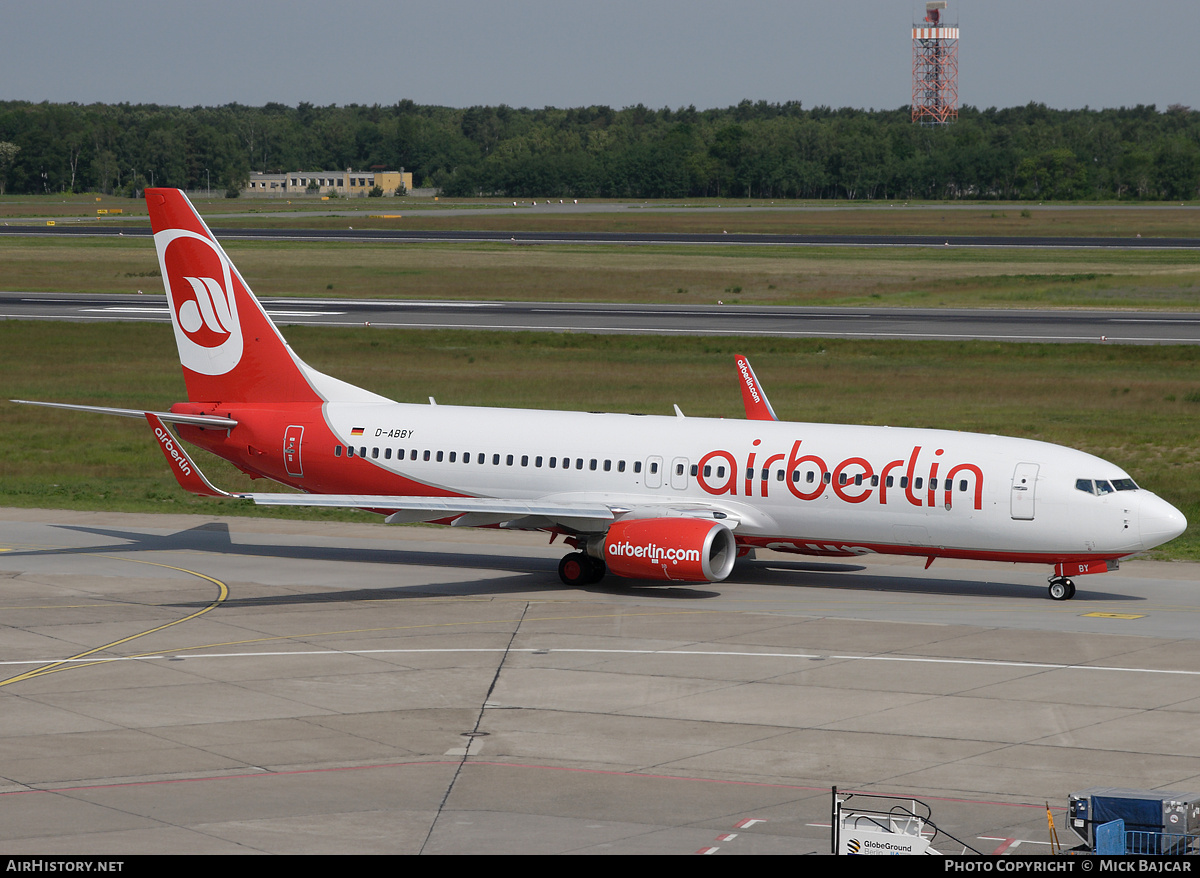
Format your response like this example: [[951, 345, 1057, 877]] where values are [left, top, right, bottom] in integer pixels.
[[241, 492, 746, 532]]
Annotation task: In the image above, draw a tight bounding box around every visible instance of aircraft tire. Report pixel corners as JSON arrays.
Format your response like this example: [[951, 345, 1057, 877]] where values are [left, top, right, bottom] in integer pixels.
[[1048, 577, 1075, 601], [558, 552, 592, 586]]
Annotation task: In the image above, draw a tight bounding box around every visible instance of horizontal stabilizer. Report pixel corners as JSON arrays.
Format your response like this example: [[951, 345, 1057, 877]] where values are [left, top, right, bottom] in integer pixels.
[[12, 400, 237, 429], [144, 413, 232, 497]]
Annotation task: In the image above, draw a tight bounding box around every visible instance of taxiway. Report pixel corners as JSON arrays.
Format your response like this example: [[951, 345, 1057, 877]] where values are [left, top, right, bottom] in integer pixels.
[[2, 509, 1198, 854]]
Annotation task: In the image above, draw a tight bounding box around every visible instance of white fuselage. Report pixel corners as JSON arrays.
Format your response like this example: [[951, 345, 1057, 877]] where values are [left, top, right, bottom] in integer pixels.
[[320, 401, 1183, 563]]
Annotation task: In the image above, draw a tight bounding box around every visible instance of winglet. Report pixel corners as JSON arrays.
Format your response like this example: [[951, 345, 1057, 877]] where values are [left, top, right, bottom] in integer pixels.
[[735, 355, 779, 421], [145, 413, 232, 497]]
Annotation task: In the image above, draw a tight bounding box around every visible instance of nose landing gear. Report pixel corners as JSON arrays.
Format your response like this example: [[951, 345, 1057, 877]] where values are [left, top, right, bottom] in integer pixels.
[[1048, 576, 1076, 601]]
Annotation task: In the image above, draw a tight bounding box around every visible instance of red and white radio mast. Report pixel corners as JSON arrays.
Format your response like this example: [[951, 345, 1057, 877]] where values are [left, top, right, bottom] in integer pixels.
[[912, 1, 959, 125]]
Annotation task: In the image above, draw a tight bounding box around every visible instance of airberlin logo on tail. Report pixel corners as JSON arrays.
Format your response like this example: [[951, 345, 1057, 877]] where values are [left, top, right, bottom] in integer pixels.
[[178, 276, 233, 339], [155, 229, 243, 376]]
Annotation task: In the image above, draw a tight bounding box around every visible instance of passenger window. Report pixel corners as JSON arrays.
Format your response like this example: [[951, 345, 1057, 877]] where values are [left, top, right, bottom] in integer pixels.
[[605, 460, 612, 472], [536, 456, 543, 467], [618, 461, 626, 472], [449, 452, 456, 463], [506, 454, 514, 466], [591, 459, 598, 471], [335, 445, 343, 457], [347, 446, 355, 457], [634, 461, 642, 473], [576, 459, 584, 470], [521, 455, 529, 466], [384, 448, 391, 460], [549, 457, 557, 468], [410, 450, 418, 461], [959, 480, 968, 491], [423, 450, 430, 461], [650, 462, 659, 474]]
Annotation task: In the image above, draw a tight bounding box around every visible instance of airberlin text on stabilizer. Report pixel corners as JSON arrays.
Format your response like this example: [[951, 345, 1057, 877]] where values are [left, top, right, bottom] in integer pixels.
[[942, 861, 1191, 872], [154, 425, 193, 478], [6, 862, 124, 873]]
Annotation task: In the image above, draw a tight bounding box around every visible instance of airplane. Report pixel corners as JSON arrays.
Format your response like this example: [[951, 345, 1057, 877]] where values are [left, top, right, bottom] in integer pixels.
[[13, 188, 1188, 600]]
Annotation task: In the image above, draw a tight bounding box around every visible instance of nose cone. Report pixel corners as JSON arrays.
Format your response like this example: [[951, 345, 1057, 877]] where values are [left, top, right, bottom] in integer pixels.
[[1140, 494, 1188, 550]]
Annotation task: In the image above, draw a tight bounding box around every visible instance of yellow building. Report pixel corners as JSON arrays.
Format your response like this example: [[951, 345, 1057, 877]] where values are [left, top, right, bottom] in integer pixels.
[[244, 169, 412, 197]]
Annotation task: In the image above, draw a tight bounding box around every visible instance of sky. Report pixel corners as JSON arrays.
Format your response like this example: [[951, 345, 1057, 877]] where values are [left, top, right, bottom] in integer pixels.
[[3, 1, 1197, 112]]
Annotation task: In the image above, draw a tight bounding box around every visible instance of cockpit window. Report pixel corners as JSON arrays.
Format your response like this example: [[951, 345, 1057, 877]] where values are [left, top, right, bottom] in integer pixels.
[[1078, 477, 1138, 495]]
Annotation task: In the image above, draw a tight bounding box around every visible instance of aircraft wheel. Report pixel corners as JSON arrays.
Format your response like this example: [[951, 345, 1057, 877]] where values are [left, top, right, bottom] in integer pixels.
[[558, 552, 591, 586], [559, 553, 607, 586], [585, 557, 607, 584], [1048, 577, 1075, 601]]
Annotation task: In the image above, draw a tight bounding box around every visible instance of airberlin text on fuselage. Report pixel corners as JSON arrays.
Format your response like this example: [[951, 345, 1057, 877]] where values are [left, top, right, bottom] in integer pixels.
[[697, 440, 985, 510]]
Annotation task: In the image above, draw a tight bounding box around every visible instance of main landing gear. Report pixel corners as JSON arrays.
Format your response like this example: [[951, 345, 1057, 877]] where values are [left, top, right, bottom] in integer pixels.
[[1048, 576, 1076, 601], [558, 552, 606, 586]]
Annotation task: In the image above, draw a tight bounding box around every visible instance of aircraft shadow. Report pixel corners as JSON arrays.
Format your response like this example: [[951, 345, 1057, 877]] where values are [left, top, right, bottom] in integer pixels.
[[4, 522, 1142, 604], [12, 522, 717, 604], [732, 559, 1146, 602]]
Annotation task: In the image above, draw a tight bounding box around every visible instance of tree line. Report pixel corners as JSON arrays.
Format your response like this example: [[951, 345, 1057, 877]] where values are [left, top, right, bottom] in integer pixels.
[[1, 99, 1198, 200]]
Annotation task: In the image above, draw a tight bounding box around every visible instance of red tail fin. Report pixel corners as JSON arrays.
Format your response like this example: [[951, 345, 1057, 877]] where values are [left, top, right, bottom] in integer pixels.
[[145, 188, 383, 405]]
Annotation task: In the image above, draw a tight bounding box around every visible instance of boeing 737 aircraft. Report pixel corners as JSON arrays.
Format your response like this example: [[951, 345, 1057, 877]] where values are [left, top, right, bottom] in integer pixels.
[[14, 189, 1188, 599]]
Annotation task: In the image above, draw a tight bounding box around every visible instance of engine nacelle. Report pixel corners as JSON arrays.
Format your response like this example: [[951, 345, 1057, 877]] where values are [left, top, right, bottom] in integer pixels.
[[602, 518, 737, 582]]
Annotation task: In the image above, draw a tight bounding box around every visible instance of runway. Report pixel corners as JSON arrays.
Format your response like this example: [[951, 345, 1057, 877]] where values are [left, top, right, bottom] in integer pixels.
[[3, 223, 1200, 250], [2, 508, 1199, 854], [6, 292, 1200, 344]]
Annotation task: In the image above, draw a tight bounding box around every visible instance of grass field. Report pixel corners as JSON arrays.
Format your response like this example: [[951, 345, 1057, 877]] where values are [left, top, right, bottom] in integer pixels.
[[2, 235, 1199, 310], [3, 321, 1200, 560], [5, 193, 1200, 238]]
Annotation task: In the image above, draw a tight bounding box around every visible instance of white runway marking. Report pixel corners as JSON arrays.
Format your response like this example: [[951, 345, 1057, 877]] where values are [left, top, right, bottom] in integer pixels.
[[3, 646, 1198, 677]]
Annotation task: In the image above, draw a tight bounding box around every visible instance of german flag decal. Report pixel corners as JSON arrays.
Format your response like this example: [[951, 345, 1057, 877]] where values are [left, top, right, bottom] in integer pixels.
[[350, 426, 365, 436]]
